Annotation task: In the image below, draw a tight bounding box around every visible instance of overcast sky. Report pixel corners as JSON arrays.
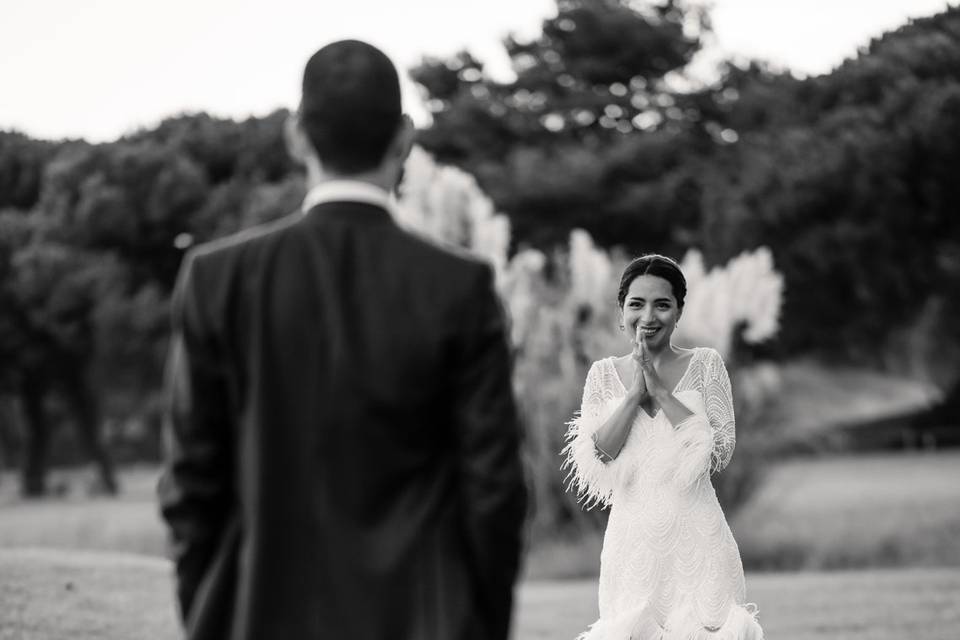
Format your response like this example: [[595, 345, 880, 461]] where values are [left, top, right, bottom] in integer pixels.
[[0, 0, 954, 142]]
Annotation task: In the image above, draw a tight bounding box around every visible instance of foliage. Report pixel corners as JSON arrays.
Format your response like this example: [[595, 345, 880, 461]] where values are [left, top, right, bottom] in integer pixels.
[[0, 112, 300, 487], [674, 247, 783, 359], [412, 3, 960, 368], [0, 131, 61, 211], [696, 37, 960, 358], [398, 146, 512, 279], [681, 9, 960, 361], [411, 0, 712, 250]]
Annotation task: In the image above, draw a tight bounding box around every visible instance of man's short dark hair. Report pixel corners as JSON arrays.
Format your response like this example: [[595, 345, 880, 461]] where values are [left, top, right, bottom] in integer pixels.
[[300, 40, 403, 174]]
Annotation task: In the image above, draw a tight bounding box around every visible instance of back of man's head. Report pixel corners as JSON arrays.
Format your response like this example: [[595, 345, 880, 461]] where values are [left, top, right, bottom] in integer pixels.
[[300, 40, 402, 175]]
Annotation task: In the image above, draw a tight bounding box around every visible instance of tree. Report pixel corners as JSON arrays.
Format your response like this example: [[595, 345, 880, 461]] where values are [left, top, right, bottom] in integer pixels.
[[0, 212, 120, 494], [0, 131, 61, 210], [411, 0, 712, 250], [695, 7, 960, 360], [36, 139, 208, 289], [413, 1, 960, 366], [0, 110, 302, 494]]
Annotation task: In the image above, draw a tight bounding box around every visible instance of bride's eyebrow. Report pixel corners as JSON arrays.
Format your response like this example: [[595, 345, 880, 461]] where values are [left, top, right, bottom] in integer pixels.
[[627, 296, 672, 303]]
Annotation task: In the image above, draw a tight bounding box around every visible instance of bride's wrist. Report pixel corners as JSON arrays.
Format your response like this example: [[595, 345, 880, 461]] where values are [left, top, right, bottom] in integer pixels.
[[650, 387, 671, 402]]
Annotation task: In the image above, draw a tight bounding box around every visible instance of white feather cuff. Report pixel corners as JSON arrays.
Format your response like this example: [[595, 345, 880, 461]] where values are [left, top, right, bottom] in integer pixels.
[[562, 401, 625, 509]]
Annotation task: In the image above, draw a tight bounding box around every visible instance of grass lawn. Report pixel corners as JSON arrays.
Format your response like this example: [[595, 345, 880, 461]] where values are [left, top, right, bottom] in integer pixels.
[[1, 452, 959, 637], [1, 548, 959, 640], [731, 450, 960, 570], [0, 549, 177, 640], [519, 569, 960, 640], [527, 450, 960, 578], [4, 452, 959, 574], [0, 466, 166, 557]]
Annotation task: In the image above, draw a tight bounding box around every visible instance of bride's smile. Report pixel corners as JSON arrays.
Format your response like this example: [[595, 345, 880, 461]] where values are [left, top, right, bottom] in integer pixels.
[[620, 274, 681, 353]]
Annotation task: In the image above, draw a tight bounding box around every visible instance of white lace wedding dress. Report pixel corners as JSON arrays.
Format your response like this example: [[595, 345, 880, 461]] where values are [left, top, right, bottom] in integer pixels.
[[564, 347, 764, 640]]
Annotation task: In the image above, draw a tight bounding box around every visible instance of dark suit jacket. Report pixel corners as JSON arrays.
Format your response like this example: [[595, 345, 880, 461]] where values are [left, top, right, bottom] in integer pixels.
[[158, 201, 527, 640]]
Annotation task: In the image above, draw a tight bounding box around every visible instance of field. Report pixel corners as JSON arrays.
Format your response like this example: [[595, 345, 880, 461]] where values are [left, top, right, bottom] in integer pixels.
[[526, 450, 960, 578], [731, 451, 960, 570], [1, 451, 960, 638], [518, 570, 960, 640], [0, 466, 166, 557], [1, 549, 958, 640]]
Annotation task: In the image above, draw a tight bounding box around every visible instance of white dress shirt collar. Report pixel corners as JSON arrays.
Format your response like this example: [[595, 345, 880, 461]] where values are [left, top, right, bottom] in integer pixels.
[[301, 179, 396, 217]]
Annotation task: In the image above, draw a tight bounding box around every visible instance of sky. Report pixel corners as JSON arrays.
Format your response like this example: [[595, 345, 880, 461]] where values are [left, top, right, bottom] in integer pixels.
[[0, 0, 955, 142]]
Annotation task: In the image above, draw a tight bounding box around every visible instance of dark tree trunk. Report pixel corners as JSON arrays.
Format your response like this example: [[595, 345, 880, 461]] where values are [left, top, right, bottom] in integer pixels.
[[64, 371, 118, 495], [19, 376, 49, 497]]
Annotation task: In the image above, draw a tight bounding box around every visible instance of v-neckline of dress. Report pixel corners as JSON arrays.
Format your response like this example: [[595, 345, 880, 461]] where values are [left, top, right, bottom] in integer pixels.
[[608, 347, 701, 420]]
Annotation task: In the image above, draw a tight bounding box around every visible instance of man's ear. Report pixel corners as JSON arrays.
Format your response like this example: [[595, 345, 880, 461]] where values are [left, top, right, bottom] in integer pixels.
[[284, 112, 312, 167], [390, 114, 416, 164]]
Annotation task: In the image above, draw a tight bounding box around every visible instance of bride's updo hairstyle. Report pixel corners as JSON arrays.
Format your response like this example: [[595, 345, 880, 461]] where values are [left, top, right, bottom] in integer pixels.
[[617, 254, 687, 310]]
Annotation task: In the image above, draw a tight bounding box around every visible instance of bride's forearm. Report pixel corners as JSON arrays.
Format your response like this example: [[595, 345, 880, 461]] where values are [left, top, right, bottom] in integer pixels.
[[653, 389, 694, 427], [591, 390, 643, 462]]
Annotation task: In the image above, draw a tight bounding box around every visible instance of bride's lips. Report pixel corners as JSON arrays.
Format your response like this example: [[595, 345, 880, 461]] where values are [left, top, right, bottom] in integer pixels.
[[639, 326, 661, 337]]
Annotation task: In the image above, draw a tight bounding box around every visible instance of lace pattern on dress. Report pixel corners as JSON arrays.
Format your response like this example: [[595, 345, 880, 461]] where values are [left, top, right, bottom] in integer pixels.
[[675, 349, 736, 473], [565, 348, 761, 640], [564, 348, 737, 507]]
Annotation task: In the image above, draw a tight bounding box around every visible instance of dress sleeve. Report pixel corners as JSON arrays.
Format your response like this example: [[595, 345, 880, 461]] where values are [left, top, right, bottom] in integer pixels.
[[704, 348, 737, 473], [562, 361, 626, 509]]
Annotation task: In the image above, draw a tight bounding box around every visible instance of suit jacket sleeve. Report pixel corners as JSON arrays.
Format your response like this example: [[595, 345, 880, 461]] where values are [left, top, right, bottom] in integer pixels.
[[451, 264, 528, 639], [157, 251, 235, 622]]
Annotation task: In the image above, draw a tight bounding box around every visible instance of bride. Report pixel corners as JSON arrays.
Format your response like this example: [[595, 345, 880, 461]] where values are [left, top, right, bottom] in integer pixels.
[[564, 254, 764, 640]]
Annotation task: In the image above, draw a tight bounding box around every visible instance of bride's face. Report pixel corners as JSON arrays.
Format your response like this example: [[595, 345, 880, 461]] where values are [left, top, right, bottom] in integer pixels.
[[620, 275, 681, 350]]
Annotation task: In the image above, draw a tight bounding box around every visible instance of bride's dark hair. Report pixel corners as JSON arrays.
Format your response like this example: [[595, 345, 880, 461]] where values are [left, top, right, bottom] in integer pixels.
[[617, 254, 687, 309]]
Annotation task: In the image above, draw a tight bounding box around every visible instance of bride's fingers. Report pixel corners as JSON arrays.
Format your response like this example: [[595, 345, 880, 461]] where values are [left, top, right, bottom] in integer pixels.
[[638, 337, 656, 370], [640, 357, 655, 376]]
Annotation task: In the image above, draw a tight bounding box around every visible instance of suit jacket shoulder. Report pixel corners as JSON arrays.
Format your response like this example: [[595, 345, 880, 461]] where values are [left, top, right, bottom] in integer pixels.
[[174, 212, 303, 343], [186, 211, 302, 270]]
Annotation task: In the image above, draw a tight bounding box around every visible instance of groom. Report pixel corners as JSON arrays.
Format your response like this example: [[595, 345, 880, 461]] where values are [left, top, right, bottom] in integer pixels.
[[158, 40, 527, 640]]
